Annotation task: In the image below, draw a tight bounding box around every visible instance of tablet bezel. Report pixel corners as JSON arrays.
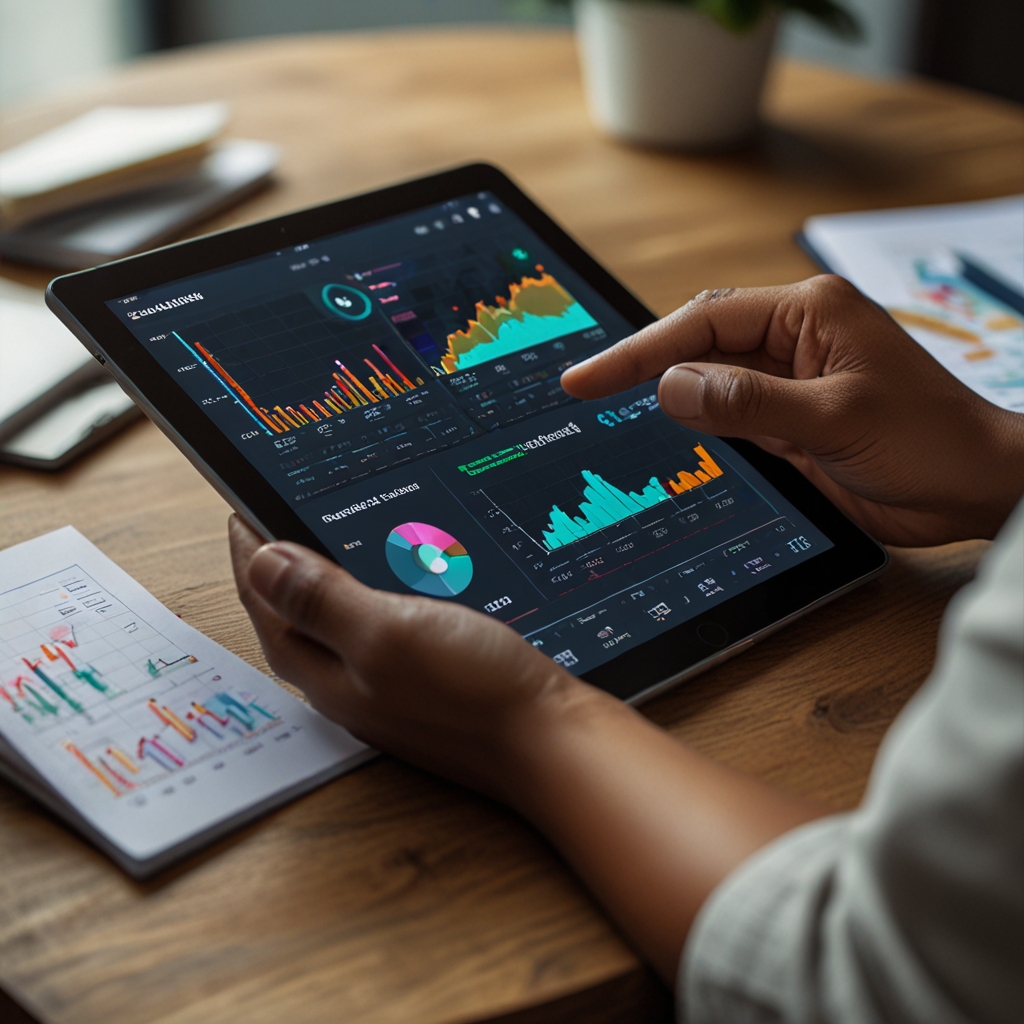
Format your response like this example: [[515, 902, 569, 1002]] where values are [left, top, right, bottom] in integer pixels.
[[46, 162, 888, 702]]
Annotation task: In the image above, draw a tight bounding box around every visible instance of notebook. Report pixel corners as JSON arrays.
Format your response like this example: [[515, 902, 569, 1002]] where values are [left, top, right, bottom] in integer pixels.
[[0, 527, 372, 877]]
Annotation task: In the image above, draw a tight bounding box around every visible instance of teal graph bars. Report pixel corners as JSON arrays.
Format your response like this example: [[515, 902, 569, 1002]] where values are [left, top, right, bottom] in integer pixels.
[[542, 470, 670, 551]]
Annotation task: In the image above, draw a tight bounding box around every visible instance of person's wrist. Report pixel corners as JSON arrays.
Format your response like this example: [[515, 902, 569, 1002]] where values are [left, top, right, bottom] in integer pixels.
[[493, 674, 622, 821], [960, 404, 1024, 539]]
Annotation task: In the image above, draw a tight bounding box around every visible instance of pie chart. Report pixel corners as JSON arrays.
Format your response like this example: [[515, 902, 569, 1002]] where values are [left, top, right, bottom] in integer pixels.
[[385, 522, 473, 597], [321, 283, 372, 321]]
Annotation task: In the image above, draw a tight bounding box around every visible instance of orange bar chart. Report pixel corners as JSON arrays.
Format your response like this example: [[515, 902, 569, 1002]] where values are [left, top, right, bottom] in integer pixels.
[[666, 444, 725, 495]]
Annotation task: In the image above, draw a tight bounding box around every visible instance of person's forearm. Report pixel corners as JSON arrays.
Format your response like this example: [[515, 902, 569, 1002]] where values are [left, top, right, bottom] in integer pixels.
[[503, 687, 827, 981]]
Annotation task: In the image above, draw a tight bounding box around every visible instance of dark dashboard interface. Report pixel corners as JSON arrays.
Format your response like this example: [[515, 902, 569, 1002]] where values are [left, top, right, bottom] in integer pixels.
[[109, 191, 831, 676]]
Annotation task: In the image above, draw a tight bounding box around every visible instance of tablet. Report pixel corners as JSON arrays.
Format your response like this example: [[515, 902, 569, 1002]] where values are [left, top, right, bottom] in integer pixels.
[[46, 163, 887, 703]]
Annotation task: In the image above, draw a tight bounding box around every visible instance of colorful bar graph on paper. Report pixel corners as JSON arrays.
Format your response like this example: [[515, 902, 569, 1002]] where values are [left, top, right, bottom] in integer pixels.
[[541, 444, 727, 551]]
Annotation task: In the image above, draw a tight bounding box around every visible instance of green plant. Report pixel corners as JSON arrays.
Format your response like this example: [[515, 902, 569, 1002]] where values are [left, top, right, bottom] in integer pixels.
[[543, 0, 861, 37]]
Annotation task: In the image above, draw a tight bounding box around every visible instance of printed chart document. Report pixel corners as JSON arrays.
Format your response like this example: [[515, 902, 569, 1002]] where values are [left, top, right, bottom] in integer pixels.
[[0, 527, 371, 877], [801, 195, 1024, 412]]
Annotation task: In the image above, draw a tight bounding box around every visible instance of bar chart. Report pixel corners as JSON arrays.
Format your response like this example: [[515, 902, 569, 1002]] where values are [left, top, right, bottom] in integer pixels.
[[174, 330, 425, 436]]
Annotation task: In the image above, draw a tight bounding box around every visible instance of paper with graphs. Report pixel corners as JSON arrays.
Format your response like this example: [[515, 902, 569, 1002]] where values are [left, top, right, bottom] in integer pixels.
[[0, 526, 369, 873]]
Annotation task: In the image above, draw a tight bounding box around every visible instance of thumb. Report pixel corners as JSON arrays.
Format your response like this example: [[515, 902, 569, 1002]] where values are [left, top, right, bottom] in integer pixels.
[[659, 363, 839, 452], [247, 541, 378, 653]]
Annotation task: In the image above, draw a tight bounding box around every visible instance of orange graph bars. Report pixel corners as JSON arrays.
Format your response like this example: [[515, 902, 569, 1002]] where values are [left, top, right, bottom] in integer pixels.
[[64, 741, 120, 796], [99, 757, 135, 789], [179, 331, 424, 432], [147, 698, 197, 741], [666, 444, 724, 495], [107, 745, 139, 774]]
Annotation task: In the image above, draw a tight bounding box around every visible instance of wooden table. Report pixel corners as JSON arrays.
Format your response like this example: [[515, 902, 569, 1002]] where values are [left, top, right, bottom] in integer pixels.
[[1, 29, 1021, 1024]]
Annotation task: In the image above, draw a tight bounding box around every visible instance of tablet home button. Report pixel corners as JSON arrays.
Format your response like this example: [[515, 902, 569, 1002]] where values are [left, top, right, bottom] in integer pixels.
[[697, 623, 730, 648]]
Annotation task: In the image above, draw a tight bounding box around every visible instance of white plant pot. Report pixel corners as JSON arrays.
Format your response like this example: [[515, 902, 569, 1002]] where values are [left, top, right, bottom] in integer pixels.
[[575, 0, 779, 148]]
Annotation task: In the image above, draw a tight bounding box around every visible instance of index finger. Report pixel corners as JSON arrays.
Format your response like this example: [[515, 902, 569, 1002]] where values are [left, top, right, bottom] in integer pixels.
[[560, 284, 803, 401]]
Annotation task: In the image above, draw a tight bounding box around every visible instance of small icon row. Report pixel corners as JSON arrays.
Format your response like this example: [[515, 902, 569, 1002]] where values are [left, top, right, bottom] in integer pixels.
[[413, 202, 502, 236], [289, 254, 331, 272]]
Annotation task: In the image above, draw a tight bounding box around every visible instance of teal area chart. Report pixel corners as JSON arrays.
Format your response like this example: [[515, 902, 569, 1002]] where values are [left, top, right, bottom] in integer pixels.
[[385, 523, 474, 597], [543, 470, 669, 551]]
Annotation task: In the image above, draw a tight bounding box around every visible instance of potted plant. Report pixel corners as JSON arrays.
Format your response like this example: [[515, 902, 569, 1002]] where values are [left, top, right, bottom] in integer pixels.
[[571, 0, 859, 148]]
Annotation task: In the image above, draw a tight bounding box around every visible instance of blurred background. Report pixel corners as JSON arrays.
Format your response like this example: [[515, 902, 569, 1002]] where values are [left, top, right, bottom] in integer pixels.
[[2, 0, 1021, 111]]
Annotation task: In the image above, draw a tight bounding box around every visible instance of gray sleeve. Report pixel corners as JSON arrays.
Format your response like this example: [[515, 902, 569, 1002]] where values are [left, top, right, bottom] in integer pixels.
[[680, 503, 1024, 1024]]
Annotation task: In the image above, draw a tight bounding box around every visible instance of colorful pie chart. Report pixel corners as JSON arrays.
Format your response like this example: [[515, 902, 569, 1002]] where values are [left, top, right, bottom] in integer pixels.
[[385, 522, 473, 597]]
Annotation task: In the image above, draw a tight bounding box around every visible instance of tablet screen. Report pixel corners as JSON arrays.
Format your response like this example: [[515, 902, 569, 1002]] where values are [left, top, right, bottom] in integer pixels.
[[107, 191, 832, 676]]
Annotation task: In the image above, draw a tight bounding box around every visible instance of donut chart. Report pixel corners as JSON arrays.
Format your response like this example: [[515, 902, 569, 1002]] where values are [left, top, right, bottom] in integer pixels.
[[385, 522, 473, 597], [321, 283, 372, 320]]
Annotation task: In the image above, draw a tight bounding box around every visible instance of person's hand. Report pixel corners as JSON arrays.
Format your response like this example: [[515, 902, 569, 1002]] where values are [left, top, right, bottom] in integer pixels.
[[228, 514, 822, 981], [561, 276, 1024, 546], [228, 514, 601, 804]]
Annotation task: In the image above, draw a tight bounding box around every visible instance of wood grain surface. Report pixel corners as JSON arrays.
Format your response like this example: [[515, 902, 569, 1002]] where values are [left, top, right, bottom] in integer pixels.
[[1, 28, 1021, 1024]]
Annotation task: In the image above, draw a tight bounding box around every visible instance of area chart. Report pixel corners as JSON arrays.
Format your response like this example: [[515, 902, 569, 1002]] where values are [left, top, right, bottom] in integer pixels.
[[441, 271, 598, 374], [542, 444, 724, 551]]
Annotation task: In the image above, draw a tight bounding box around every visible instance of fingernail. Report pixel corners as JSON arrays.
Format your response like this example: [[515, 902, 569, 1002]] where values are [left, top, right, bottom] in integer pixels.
[[660, 367, 703, 419], [249, 543, 297, 598]]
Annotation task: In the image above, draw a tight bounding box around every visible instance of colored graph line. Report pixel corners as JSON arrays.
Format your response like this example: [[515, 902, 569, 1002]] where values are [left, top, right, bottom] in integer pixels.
[[192, 700, 229, 727], [172, 331, 273, 436], [18, 680, 59, 716], [193, 714, 224, 739], [99, 757, 135, 789], [64, 741, 120, 796], [146, 654, 197, 677], [247, 699, 274, 720], [107, 746, 139, 774], [147, 698, 197, 741], [139, 737, 179, 771], [541, 444, 727, 551], [48, 624, 76, 647], [22, 657, 83, 712], [441, 271, 598, 374], [174, 331, 423, 435], [38, 643, 110, 692]]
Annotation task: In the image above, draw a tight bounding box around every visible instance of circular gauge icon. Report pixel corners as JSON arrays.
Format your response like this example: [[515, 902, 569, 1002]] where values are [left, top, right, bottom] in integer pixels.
[[385, 522, 473, 597], [321, 283, 372, 320]]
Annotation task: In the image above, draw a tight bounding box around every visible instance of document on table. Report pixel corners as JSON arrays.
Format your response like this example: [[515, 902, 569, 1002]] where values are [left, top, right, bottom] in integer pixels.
[[0, 527, 371, 877], [801, 195, 1024, 412]]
